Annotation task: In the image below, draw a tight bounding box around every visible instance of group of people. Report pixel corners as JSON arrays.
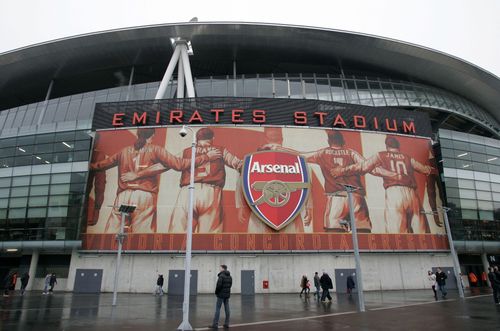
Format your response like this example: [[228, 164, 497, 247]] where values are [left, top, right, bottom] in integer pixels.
[[427, 268, 448, 300], [300, 271, 346, 303], [3, 271, 30, 297]]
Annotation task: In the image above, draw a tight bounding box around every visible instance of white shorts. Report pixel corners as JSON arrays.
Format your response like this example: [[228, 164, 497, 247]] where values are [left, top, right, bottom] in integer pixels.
[[168, 183, 223, 233], [324, 193, 371, 232], [384, 186, 429, 233], [105, 189, 155, 233]]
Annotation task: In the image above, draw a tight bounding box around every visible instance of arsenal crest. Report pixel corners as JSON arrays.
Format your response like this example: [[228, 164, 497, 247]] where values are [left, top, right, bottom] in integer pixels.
[[242, 151, 310, 231]]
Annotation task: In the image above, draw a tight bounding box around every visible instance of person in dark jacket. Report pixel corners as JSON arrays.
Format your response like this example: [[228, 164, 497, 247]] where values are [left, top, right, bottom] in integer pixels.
[[346, 274, 355, 295], [319, 271, 333, 302], [435, 268, 447, 299], [20, 272, 30, 296], [155, 274, 164, 296], [209, 265, 233, 329], [49, 273, 57, 294], [487, 267, 500, 304], [313, 272, 321, 298], [299, 275, 310, 296]]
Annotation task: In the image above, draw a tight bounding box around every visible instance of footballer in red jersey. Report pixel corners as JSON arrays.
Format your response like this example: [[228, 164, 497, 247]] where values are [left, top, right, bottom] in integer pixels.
[[306, 130, 371, 232], [168, 128, 242, 233], [332, 135, 434, 233], [91, 128, 219, 233]]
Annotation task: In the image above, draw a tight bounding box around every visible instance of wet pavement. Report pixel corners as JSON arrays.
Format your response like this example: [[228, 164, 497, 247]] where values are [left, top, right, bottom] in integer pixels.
[[0, 289, 498, 330]]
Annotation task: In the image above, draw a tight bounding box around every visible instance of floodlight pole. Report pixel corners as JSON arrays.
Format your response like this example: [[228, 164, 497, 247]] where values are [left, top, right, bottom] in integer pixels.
[[344, 184, 365, 312], [177, 125, 196, 331], [112, 205, 135, 306], [155, 38, 195, 100], [440, 207, 465, 299]]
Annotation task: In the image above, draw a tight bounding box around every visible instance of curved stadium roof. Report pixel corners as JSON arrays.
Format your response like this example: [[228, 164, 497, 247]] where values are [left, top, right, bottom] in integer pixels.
[[0, 22, 499, 132]]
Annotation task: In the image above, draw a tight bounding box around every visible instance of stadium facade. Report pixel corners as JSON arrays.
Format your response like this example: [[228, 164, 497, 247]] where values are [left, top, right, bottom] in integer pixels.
[[0, 22, 499, 294]]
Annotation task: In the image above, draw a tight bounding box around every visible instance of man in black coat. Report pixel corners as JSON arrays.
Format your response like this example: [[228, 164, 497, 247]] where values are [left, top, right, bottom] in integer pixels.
[[435, 268, 447, 299], [209, 265, 233, 329], [487, 267, 500, 304], [319, 271, 333, 302]]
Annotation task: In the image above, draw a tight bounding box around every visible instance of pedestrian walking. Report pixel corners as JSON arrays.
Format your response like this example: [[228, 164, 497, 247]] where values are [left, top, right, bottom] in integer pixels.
[[346, 274, 355, 295], [299, 275, 310, 296], [313, 272, 321, 298], [42, 274, 51, 294], [3, 271, 17, 297], [48, 273, 57, 294], [319, 271, 333, 303], [427, 270, 437, 300], [435, 268, 447, 299], [155, 274, 164, 296], [488, 267, 500, 305], [20, 272, 30, 296], [208, 265, 232, 329]]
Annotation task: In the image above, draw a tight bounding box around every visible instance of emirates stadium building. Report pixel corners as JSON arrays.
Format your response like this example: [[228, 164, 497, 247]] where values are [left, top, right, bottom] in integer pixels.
[[1, 22, 499, 294]]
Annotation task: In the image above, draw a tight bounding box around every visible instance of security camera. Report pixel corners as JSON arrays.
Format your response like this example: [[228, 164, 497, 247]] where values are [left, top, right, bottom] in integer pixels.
[[179, 125, 188, 137]]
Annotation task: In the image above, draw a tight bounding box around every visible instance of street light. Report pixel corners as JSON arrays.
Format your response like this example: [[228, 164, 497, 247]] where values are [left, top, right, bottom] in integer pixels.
[[341, 184, 366, 312], [177, 125, 196, 331], [422, 207, 464, 299], [112, 204, 136, 306]]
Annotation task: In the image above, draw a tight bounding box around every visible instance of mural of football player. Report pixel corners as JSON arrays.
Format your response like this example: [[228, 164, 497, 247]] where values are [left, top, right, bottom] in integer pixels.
[[332, 135, 434, 234], [426, 141, 443, 227], [236, 127, 313, 233], [90, 128, 219, 233], [87, 133, 106, 226], [167, 127, 243, 233], [306, 130, 372, 233]]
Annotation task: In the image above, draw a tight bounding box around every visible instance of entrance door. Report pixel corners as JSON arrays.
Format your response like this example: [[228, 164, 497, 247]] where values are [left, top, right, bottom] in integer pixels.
[[168, 270, 198, 295], [335, 268, 356, 294], [432, 267, 457, 289], [73, 269, 103, 293], [241, 270, 255, 295]]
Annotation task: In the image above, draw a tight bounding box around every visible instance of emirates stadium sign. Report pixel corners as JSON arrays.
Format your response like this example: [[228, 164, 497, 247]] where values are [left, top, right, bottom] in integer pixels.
[[242, 151, 310, 230]]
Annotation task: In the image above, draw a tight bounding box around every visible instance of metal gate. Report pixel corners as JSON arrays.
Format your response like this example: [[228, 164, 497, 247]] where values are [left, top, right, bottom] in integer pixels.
[[167, 270, 198, 295], [73, 269, 103, 293], [241, 270, 255, 295], [335, 268, 357, 294]]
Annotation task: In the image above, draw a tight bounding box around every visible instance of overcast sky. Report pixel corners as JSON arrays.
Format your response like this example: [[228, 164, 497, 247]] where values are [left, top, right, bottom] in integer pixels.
[[1, 0, 499, 77]]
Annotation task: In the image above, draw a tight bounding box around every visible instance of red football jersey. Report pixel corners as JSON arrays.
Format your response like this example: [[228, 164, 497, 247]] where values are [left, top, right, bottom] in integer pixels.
[[179, 144, 242, 187], [307, 147, 364, 194], [377, 151, 416, 189]]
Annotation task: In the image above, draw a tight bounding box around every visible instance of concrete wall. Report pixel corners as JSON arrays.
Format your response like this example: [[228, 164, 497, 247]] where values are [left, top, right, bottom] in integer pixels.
[[66, 252, 453, 293]]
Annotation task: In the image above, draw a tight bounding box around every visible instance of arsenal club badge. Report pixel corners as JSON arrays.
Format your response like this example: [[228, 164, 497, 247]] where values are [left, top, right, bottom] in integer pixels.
[[242, 151, 310, 231]]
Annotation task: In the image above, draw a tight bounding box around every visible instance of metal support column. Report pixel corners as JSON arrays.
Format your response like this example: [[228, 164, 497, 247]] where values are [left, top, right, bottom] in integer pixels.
[[177, 125, 196, 331], [344, 184, 365, 312], [441, 207, 465, 299], [155, 46, 182, 100], [112, 204, 136, 306], [177, 56, 185, 98]]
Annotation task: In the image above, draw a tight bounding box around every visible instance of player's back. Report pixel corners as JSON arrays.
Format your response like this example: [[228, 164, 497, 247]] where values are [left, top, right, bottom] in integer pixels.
[[315, 147, 363, 194], [377, 151, 416, 189], [179, 145, 226, 187]]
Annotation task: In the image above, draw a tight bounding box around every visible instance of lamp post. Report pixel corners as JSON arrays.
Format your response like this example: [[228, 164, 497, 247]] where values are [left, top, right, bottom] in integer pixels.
[[112, 204, 136, 306], [177, 125, 196, 331], [342, 184, 365, 312], [423, 207, 464, 299]]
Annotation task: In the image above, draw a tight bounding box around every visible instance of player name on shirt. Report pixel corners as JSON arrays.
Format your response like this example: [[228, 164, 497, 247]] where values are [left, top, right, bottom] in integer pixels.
[[250, 162, 301, 174], [386, 152, 405, 159]]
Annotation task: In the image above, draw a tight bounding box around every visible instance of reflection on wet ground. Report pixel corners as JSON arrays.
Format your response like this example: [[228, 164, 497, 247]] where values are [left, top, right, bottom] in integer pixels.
[[1, 289, 498, 330]]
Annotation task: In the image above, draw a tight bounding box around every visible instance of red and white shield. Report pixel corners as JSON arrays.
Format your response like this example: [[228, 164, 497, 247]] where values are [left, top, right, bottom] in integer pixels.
[[242, 151, 310, 231]]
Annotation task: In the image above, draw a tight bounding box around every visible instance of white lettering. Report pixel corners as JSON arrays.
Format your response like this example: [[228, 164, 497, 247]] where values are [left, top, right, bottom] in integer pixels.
[[250, 162, 301, 174]]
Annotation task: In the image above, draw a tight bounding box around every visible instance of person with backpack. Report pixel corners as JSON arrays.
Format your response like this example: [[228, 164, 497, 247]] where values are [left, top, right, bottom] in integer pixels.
[[155, 274, 164, 296]]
